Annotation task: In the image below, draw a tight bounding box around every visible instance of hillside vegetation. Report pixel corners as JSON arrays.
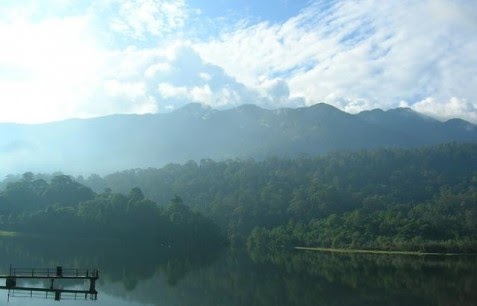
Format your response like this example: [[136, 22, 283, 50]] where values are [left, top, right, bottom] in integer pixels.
[[1, 143, 476, 252], [74, 142, 477, 252], [0, 175, 223, 249]]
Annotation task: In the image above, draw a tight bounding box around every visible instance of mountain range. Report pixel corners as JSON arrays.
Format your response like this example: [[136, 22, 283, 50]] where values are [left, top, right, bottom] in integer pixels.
[[1, 103, 476, 176]]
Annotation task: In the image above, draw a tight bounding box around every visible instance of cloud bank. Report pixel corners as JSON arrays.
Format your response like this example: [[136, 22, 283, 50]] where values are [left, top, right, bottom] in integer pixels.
[[196, 0, 477, 122], [0, 0, 476, 123]]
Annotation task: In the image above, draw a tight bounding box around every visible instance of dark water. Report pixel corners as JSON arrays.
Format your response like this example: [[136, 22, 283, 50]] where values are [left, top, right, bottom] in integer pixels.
[[0, 237, 475, 306]]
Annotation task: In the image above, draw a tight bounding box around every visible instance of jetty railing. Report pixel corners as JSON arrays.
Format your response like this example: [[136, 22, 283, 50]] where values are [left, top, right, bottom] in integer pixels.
[[7, 287, 98, 301], [8, 267, 99, 279], [0, 266, 99, 301]]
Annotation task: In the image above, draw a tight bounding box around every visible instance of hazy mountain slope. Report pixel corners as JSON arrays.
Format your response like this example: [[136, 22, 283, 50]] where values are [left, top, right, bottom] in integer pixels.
[[357, 108, 477, 143], [1, 103, 476, 176]]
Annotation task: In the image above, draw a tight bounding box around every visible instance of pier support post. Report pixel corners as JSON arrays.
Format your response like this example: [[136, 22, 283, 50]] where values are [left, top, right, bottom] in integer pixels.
[[5, 277, 16, 288]]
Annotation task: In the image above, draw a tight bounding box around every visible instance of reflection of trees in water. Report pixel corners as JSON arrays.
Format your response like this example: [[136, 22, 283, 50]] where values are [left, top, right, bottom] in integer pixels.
[[1, 238, 476, 306], [0, 237, 222, 291], [94, 248, 477, 306], [247, 249, 477, 306]]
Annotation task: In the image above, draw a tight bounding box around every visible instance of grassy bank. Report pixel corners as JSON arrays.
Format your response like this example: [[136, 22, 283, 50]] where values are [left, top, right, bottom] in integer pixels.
[[0, 230, 19, 237], [295, 246, 477, 256]]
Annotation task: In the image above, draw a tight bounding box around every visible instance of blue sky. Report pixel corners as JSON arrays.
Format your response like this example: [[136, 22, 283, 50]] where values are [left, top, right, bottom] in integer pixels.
[[0, 0, 476, 123]]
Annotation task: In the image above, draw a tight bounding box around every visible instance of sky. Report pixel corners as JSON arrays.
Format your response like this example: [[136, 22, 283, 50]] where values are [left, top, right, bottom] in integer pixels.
[[0, 0, 476, 124]]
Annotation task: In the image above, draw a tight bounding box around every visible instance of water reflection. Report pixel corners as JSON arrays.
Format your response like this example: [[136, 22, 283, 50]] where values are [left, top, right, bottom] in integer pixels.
[[0, 266, 99, 302], [0, 236, 221, 305], [0, 237, 475, 306], [246, 248, 477, 306]]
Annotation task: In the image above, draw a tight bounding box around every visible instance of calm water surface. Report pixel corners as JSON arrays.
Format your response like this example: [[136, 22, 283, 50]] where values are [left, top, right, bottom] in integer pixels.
[[0, 237, 475, 306]]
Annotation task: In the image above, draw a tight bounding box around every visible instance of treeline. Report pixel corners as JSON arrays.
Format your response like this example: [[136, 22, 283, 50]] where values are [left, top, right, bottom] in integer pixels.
[[67, 142, 477, 253], [1, 143, 476, 252], [0, 174, 224, 248]]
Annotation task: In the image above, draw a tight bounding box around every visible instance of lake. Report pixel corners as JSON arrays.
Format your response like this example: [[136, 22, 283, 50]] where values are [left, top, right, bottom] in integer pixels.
[[0, 237, 475, 305]]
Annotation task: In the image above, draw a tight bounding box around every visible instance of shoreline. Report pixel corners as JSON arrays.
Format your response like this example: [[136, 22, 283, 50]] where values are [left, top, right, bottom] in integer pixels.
[[295, 246, 477, 256]]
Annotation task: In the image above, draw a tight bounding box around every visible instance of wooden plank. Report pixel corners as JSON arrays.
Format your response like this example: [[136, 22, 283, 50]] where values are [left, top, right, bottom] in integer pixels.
[[0, 275, 97, 280], [0, 286, 96, 294]]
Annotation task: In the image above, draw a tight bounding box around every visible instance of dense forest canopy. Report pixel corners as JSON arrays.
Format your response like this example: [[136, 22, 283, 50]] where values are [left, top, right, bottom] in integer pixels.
[[1, 143, 476, 252], [0, 175, 224, 249]]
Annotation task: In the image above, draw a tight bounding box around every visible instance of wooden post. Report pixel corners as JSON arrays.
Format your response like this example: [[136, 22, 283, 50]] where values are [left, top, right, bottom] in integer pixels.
[[6, 277, 16, 288], [89, 277, 96, 294], [56, 266, 62, 277]]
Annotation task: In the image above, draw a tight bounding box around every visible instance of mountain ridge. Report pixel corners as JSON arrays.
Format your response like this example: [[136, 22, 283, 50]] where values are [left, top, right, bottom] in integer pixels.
[[1, 103, 476, 176]]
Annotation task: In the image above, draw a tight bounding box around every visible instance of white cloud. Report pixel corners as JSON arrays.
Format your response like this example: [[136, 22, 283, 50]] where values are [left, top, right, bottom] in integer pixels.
[[104, 80, 145, 98], [84, 78, 158, 117], [199, 72, 211, 81], [189, 84, 212, 103], [0, 8, 163, 123], [1, 0, 477, 124], [145, 62, 172, 78], [158, 82, 245, 108], [195, 0, 477, 122], [109, 0, 189, 39], [258, 77, 305, 108], [0, 14, 108, 123], [0, 16, 102, 80], [152, 44, 304, 109], [412, 97, 477, 123], [157, 82, 188, 99]]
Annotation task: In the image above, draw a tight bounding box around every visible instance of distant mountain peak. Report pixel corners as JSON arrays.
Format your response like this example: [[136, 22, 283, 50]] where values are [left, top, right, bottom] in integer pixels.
[[358, 106, 436, 123], [389, 107, 438, 122], [175, 103, 211, 112], [1, 102, 476, 176], [308, 102, 341, 111], [236, 104, 265, 111], [234, 104, 268, 115], [173, 103, 214, 118], [388, 107, 418, 115], [445, 118, 476, 131]]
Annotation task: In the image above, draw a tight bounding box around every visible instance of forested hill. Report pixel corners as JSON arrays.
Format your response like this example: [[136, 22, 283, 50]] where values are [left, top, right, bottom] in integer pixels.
[[0, 143, 476, 252], [74, 143, 476, 252], [1, 103, 477, 176], [0, 175, 224, 248]]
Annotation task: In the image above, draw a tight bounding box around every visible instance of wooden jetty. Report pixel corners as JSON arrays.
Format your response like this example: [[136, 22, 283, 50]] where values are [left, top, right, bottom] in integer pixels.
[[0, 266, 99, 301]]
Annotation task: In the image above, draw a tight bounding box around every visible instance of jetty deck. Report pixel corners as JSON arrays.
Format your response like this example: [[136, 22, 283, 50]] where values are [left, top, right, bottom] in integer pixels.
[[0, 267, 99, 279], [0, 266, 99, 301]]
